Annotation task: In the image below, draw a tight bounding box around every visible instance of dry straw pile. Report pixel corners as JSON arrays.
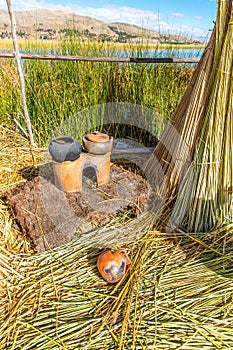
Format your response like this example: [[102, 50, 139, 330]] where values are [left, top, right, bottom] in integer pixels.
[[0, 1, 233, 348]]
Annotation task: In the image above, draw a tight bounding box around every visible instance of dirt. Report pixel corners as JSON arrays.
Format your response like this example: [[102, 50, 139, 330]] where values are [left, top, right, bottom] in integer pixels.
[[6, 163, 152, 252]]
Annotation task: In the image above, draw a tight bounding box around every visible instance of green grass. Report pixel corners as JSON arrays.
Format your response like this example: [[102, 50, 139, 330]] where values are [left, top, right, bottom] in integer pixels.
[[0, 38, 206, 51], [0, 39, 195, 146]]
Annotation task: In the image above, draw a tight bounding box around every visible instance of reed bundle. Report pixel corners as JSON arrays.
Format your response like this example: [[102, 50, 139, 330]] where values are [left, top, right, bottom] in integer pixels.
[[0, 0, 233, 348], [169, 0, 233, 232]]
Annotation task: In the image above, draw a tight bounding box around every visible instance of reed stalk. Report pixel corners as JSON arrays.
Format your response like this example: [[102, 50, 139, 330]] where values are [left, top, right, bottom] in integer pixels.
[[6, 0, 35, 147]]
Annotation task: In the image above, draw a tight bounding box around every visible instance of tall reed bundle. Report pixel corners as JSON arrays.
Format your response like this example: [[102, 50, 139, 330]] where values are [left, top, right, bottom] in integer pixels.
[[147, 23, 216, 197], [169, 0, 233, 231], [1, 1, 233, 349]]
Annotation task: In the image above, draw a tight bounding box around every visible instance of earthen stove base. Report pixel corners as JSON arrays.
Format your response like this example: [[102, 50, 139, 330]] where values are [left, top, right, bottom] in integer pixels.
[[6, 164, 152, 252]]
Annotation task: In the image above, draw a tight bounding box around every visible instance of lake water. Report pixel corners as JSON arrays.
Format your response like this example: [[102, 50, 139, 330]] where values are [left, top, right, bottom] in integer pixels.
[[114, 48, 204, 59], [1, 48, 204, 59]]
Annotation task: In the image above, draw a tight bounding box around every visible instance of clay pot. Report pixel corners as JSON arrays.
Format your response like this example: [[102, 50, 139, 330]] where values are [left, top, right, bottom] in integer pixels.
[[97, 249, 131, 284], [49, 136, 82, 163], [83, 132, 113, 155]]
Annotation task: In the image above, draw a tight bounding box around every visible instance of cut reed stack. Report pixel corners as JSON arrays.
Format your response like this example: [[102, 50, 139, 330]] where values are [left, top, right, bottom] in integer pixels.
[[169, 0, 233, 232], [146, 25, 216, 197]]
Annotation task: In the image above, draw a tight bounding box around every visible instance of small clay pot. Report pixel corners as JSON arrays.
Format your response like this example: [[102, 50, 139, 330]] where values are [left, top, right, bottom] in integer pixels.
[[83, 133, 113, 155], [49, 136, 82, 163], [97, 249, 131, 284]]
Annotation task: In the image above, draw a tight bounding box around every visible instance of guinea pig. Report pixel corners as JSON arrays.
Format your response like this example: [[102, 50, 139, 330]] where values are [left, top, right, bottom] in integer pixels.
[[97, 249, 131, 284]]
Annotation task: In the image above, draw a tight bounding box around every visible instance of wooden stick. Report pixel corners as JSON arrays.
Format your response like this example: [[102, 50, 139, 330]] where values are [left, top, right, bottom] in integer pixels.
[[0, 52, 200, 64], [13, 117, 28, 138], [6, 0, 36, 147]]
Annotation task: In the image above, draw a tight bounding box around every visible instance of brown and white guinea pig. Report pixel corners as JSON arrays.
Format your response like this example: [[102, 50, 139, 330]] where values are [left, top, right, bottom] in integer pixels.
[[97, 249, 131, 284]]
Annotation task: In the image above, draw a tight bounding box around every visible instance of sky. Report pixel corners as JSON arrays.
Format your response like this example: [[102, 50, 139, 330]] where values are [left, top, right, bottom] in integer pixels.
[[0, 0, 217, 40]]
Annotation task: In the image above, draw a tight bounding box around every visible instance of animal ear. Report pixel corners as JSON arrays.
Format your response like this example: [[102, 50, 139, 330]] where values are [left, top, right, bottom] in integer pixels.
[[120, 252, 131, 266]]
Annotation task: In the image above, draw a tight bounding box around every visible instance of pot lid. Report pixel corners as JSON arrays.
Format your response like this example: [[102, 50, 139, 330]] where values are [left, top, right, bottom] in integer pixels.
[[85, 131, 109, 143]]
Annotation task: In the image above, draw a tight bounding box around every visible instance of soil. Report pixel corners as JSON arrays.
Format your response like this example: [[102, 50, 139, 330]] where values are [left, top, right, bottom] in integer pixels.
[[6, 163, 152, 252]]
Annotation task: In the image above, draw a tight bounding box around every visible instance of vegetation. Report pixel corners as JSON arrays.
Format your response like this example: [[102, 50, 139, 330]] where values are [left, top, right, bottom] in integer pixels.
[[0, 39, 197, 146]]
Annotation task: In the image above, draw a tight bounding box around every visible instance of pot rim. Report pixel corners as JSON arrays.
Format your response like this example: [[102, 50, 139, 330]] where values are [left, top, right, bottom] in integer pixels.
[[82, 135, 113, 154], [50, 135, 76, 144], [85, 131, 110, 143]]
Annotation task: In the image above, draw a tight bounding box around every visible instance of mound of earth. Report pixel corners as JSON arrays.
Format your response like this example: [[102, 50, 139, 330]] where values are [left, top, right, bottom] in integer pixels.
[[6, 164, 152, 252]]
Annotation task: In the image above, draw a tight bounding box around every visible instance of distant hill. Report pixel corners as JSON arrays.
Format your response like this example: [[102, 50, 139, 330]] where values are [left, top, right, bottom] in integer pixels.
[[0, 9, 202, 44]]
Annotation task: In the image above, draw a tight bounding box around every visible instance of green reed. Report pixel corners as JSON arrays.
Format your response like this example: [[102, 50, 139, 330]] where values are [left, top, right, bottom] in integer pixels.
[[0, 39, 195, 146]]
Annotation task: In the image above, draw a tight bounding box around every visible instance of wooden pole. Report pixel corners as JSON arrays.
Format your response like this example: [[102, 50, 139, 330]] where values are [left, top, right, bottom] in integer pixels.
[[0, 52, 200, 64], [6, 0, 36, 147]]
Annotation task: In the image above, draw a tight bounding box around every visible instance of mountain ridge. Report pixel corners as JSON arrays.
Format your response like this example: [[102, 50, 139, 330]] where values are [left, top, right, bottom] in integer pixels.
[[0, 9, 202, 44]]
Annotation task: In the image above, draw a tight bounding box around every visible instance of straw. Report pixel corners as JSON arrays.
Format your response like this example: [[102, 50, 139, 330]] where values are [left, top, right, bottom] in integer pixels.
[[169, 0, 233, 232]]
